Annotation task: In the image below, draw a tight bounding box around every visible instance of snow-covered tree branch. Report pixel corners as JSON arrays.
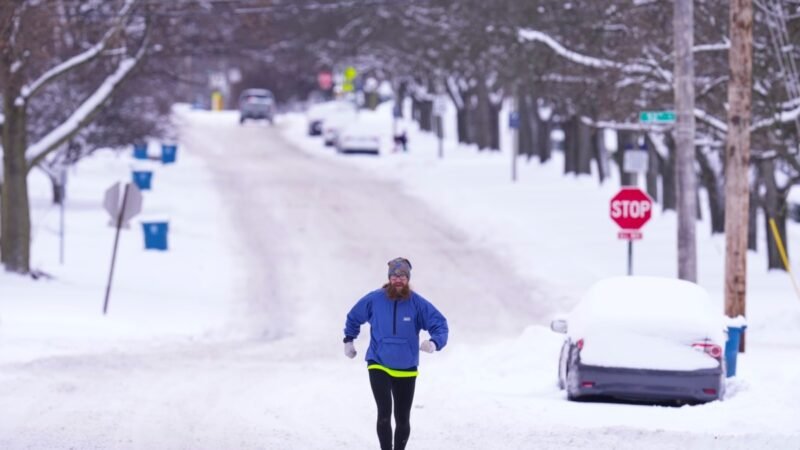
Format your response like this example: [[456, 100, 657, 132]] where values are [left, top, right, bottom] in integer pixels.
[[26, 27, 150, 170]]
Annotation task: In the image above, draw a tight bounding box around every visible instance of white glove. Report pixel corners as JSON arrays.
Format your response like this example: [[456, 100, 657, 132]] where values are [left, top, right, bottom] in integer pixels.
[[344, 341, 357, 359], [420, 340, 437, 353]]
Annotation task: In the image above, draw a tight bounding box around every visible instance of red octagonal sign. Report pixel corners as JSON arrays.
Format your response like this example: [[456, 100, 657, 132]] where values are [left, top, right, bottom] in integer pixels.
[[610, 187, 653, 230]]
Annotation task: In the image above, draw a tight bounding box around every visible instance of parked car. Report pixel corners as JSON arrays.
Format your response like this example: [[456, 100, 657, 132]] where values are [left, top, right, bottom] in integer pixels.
[[306, 101, 355, 136], [551, 276, 726, 404], [322, 109, 357, 146], [335, 112, 383, 155], [239, 88, 275, 124]]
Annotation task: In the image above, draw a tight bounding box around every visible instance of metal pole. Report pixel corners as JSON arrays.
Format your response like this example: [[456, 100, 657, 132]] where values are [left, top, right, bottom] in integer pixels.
[[103, 183, 129, 315], [511, 90, 519, 182], [59, 171, 65, 264], [437, 116, 444, 159], [674, 0, 698, 282], [627, 240, 633, 275]]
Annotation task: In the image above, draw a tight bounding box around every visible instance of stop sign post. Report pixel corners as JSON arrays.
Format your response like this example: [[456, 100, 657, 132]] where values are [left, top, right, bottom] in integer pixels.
[[610, 187, 653, 275]]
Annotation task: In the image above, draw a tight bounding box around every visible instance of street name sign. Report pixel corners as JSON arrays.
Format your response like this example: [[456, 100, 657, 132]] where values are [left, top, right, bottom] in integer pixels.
[[639, 111, 676, 123]]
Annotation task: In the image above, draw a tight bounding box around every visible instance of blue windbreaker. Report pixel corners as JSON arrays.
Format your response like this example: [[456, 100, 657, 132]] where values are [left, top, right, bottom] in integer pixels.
[[344, 288, 449, 370]]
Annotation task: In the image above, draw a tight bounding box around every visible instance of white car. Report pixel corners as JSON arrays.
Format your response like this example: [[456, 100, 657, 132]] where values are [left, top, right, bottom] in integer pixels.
[[334, 110, 388, 155], [551, 276, 727, 404], [321, 110, 357, 146], [305, 101, 357, 142]]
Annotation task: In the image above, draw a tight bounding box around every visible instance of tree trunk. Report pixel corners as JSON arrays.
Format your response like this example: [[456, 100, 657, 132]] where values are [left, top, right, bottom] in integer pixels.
[[576, 120, 593, 175], [563, 116, 579, 175], [661, 134, 677, 211], [456, 106, 468, 144], [645, 136, 660, 202], [475, 79, 492, 150], [724, 0, 753, 323], [615, 130, 637, 186], [593, 128, 610, 184], [759, 159, 784, 270], [518, 92, 533, 158], [488, 100, 501, 151], [697, 149, 725, 234], [396, 81, 408, 118], [50, 172, 66, 205], [537, 116, 551, 163], [748, 187, 758, 251], [1, 102, 32, 273], [418, 99, 433, 132]]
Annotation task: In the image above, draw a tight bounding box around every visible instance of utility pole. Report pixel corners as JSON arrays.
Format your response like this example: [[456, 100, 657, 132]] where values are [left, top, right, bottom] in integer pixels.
[[724, 0, 753, 351], [674, 0, 698, 282]]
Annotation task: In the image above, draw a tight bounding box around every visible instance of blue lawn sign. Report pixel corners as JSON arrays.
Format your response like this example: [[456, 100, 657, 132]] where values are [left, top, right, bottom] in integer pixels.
[[132, 170, 153, 190], [133, 143, 148, 160], [725, 325, 747, 377], [509, 111, 520, 129], [161, 144, 178, 164], [142, 222, 169, 251]]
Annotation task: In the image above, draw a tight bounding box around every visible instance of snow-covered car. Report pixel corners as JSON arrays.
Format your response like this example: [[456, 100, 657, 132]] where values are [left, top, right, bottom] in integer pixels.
[[551, 276, 727, 404], [335, 113, 384, 155], [306, 101, 356, 137], [239, 88, 275, 124], [322, 109, 357, 146]]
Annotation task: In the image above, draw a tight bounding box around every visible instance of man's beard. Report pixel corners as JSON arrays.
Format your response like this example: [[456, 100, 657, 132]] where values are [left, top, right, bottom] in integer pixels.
[[383, 282, 411, 300]]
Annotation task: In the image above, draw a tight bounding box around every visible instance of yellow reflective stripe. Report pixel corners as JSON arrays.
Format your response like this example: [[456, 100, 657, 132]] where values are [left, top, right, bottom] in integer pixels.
[[368, 364, 418, 378]]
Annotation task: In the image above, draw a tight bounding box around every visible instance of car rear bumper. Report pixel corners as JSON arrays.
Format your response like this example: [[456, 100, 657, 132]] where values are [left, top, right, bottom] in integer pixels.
[[570, 363, 723, 403], [242, 112, 273, 119]]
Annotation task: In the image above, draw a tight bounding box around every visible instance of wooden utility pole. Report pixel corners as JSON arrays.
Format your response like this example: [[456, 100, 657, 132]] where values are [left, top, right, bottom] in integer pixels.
[[724, 0, 753, 350], [674, 0, 698, 282]]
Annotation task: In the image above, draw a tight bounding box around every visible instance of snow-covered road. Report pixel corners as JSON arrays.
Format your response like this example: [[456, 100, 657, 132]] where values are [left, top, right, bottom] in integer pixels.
[[181, 113, 551, 345], [1, 111, 797, 449]]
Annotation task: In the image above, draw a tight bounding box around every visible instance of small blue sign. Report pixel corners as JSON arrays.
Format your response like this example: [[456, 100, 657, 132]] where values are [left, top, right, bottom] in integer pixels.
[[509, 111, 520, 129], [161, 144, 178, 164], [133, 143, 148, 160], [132, 171, 153, 190], [142, 222, 169, 251]]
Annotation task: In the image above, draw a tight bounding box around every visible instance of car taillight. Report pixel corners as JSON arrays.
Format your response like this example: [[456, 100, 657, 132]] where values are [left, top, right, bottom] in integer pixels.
[[576, 338, 584, 350], [692, 341, 722, 359]]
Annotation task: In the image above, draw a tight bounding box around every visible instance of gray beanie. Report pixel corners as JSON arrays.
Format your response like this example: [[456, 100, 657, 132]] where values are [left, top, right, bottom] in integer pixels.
[[387, 257, 412, 278]]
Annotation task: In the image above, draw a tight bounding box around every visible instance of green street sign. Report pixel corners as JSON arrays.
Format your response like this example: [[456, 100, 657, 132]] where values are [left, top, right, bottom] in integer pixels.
[[639, 111, 676, 123]]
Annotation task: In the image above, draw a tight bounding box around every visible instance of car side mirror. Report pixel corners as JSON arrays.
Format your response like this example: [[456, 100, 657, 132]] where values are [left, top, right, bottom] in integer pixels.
[[550, 318, 568, 334]]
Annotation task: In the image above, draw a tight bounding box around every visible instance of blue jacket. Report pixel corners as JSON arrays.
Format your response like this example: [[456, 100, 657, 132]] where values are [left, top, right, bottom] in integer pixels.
[[344, 288, 449, 370]]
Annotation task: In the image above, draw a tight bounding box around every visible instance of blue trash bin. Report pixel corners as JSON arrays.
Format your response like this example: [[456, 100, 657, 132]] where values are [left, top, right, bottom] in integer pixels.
[[132, 170, 153, 190], [725, 325, 746, 377], [133, 143, 148, 160], [142, 222, 169, 251], [161, 144, 178, 164]]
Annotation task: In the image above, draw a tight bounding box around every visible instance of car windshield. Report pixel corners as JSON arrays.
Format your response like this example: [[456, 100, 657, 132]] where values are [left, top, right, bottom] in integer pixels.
[[240, 89, 273, 103], [242, 95, 271, 104]]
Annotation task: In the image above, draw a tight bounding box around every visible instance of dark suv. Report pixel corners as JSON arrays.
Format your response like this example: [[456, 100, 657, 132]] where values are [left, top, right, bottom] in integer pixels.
[[239, 89, 275, 124]]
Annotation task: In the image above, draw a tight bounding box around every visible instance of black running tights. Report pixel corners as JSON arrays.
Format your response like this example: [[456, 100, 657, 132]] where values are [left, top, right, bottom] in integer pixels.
[[368, 369, 417, 450]]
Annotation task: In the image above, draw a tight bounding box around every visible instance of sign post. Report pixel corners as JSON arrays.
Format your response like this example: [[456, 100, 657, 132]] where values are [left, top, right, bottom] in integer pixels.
[[102, 182, 143, 315], [510, 108, 520, 182], [610, 187, 654, 275], [59, 169, 67, 264]]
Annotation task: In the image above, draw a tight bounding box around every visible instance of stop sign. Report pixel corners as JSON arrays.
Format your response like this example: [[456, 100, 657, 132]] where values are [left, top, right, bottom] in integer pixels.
[[610, 188, 653, 230], [317, 71, 333, 90]]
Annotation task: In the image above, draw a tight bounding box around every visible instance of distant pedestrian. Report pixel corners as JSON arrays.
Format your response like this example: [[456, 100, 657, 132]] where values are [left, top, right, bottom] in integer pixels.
[[343, 257, 449, 450], [393, 131, 408, 152]]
